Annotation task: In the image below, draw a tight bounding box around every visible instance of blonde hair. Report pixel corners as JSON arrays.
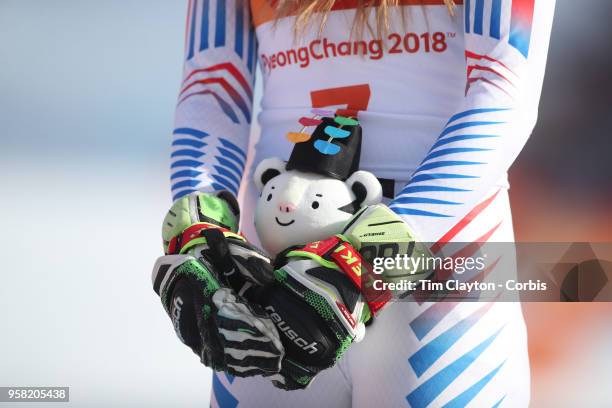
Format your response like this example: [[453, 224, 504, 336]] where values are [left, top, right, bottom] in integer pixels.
[[275, 0, 456, 39]]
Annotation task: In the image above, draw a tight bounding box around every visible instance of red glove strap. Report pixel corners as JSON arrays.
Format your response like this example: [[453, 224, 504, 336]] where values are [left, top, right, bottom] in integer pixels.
[[296, 236, 391, 315], [167, 222, 234, 255]]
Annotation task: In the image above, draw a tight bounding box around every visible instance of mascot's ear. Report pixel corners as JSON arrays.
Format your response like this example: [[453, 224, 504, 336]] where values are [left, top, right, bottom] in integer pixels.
[[254, 157, 286, 191], [345, 171, 383, 209]]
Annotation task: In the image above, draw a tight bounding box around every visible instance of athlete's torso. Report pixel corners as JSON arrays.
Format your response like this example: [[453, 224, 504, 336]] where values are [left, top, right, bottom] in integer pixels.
[[251, 0, 466, 179]]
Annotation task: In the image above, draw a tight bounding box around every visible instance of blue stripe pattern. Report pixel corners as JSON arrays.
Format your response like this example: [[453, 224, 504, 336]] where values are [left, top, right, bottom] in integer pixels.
[[171, 159, 203, 169], [200, 0, 210, 51], [390, 108, 504, 218], [509, 27, 531, 59], [215, 0, 226, 47], [212, 174, 239, 194], [410, 302, 460, 341], [421, 147, 491, 164], [210, 93, 240, 124], [474, 0, 485, 34], [213, 166, 241, 186], [172, 179, 201, 191], [170, 129, 209, 171], [174, 189, 197, 199], [172, 138, 207, 148], [439, 121, 503, 138], [409, 173, 479, 183], [391, 207, 452, 218], [465, 0, 471, 33], [431, 134, 498, 150], [180, 0, 255, 138], [406, 328, 503, 408], [171, 169, 202, 179], [446, 108, 507, 125], [399, 186, 471, 194], [170, 128, 210, 200], [216, 157, 243, 177], [231, 93, 252, 123], [220, 139, 247, 160], [209, 137, 247, 196], [443, 362, 505, 408], [174, 127, 209, 139], [492, 395, 506, 408], [170, 131, 247, 199], [414, 160, 486, 173], [189, 0, 257, 70], [465, 0, 532, 60], [212, 373, 238, 408], [187, 0, 198, 60], [211, 182, 230, 192], [234, 0, 244, 57], [392, 197, 462, 206], [409, 303, 494, 377], [171, 149, 204, 158], [218, 147, 245, 168], [247, 26, 256, 72], [490, 0, 502, 39]]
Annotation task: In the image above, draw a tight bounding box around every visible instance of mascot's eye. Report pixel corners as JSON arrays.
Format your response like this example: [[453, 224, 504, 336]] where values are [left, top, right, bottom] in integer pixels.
[[311, 201, 320, 209], [266, 193, 272, 202]]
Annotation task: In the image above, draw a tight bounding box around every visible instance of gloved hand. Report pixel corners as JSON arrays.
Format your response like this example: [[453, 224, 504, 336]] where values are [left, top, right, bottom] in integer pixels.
[[152, 192, 284, 377], [253, 204, 430, 390], [248, 234, 370, 390], [341, 204, 433, 287]]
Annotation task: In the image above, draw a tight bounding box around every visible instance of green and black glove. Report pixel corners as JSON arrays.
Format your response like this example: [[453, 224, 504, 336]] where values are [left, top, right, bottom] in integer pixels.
[[253, 204, 431, 390], [152, 192, 284, 377]]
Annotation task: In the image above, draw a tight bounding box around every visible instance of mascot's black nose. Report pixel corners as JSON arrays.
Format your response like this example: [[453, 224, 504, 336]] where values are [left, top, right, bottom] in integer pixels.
[[279, 202, 296, 213]]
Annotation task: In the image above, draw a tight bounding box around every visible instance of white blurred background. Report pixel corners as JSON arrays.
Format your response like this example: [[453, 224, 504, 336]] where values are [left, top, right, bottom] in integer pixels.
[[0, 1, 215, 406], [0, 1, 611, 407]]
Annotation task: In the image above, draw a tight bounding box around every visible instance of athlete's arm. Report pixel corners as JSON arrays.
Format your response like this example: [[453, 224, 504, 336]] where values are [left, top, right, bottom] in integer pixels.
[[170, 0, 258, 201], [389, 0, 555, 242]]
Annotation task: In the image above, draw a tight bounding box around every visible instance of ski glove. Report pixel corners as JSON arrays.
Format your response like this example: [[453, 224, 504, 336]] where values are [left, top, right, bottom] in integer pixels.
[[152, 192, 283, 376]]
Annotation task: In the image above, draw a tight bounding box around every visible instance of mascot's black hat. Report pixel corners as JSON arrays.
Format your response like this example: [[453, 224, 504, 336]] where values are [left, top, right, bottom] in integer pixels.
[[286, 116, 362, 181]]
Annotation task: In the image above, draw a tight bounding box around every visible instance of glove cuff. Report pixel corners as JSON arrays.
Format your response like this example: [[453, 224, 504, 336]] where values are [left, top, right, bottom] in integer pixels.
[[286, 235, 391, 315], [166, 222, 245, 255], [162, 191, 240, 253]]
